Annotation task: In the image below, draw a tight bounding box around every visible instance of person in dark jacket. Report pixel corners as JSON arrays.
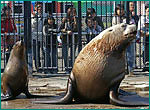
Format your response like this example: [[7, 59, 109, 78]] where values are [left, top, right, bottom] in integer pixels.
[[129, 1, 139, 27], [43, 15, 58, 73]]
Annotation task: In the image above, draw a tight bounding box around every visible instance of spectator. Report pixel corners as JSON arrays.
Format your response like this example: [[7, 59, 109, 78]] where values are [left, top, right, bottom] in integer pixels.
[[85, 18, 94, 43], [31, 2, 47, 72], [129, 1, 139, 27], [85, 18, 103, 43], [1, 6, 17, 63], [93, 17, 103, 34], [126, 2, 139, 75], [85, 8, 104, 30], [137, 4, 149, 71], [112, 4, 126, 25], [43, 15, 57, 74], [59, 7, 78, 73]]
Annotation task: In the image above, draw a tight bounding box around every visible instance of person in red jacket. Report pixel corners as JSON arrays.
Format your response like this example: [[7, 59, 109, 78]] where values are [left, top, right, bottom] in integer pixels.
[[1, 6, 17, 63]]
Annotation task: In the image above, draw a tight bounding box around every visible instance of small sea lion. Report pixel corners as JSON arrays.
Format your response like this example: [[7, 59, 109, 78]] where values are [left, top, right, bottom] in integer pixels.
[[1, 41, 51, 101]]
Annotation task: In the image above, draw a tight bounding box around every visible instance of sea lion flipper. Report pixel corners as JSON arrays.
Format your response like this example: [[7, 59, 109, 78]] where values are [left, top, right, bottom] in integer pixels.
[[1, 94, 13, 101], [33, 73, 75, 104], [109, 88, 149, 106], [1, 88, 13, 101], [24, 87, 37, 98]]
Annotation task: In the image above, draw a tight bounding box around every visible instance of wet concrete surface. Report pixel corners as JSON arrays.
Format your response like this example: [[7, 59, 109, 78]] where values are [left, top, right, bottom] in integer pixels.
[[1, 69, 149, 109]]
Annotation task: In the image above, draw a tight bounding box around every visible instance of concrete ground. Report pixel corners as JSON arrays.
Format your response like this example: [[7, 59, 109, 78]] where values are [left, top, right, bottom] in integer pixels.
[[1, 69, 149, 109]]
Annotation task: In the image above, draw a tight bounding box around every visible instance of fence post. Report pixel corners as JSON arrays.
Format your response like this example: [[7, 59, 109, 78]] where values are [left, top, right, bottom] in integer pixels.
[[78, 1, 82, 52], [126, 1, 130, 24], [24, 1, 31, 55], [24, 1, 32, 73]]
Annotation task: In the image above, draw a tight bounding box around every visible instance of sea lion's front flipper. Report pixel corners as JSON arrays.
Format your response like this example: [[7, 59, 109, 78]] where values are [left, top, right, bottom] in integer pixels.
[[33, 72, 75, 104], [1, 87, 13, 101], [109, 86, 149, 106]]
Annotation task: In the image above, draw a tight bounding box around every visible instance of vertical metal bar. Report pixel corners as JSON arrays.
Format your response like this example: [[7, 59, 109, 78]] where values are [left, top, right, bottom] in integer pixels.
[[86, 1, 87, 14], [24, 1, 31, 61], [86, 1, 87, 22], [55, 1, 59, 71], [105, 1, 107, 28], [72, 33, 75, 66], [41, 2, 45, 71], [91, 1, 92, 8], [96, 1, 97, 16], [55, 31, 58, 71], [119, 1, 121, 24], [67, 34, 69, 70], [17, 1, 21, 41], [125, 1, 130, 73], [1, 2, 4, 70], [3, 2, 6, 68], [134, 1, 137, 68], [100, 1, 102, 19], [36, 2, 39, 70], [110, 1, 113, 26], [143, 1, 146, 69], [139, 1, 142, 68], [52, 1, 55, 14], [78, 1, 82, 52], [126, 1, 130, 24], [50, 32, 53, 68], [60, 2, 64, 71]]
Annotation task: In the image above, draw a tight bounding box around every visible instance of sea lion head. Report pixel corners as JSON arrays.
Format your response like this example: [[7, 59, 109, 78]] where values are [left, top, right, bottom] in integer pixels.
[[117, 23, 137, 52], [11, 40, 26, 59], [123, 23, 137, 39], [98, 23, 137, 53]]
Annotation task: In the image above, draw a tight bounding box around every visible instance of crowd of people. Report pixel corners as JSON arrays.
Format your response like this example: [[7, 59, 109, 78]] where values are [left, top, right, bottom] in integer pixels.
[[1, 1, 149, 74]]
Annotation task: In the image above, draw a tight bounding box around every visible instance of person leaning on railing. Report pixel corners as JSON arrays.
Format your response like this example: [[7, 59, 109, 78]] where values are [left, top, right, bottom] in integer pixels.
[[58, 7, 78, 73], [43, 15, 58, 74], [85, 17, 103, 43]]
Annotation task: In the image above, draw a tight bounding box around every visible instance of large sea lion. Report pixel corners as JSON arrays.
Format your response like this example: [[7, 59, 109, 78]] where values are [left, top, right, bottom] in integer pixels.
[[1, 41, 52, 101], [35, 23, 148, 106]]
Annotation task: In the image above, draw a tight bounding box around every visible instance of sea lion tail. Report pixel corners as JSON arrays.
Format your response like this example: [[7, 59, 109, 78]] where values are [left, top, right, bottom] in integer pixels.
[[109, 89, 149, 106], [33, 72, 75, 104]]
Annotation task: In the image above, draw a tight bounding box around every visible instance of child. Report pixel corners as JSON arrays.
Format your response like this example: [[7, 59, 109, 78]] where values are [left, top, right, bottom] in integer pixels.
[[112, 4, 126, 25]]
